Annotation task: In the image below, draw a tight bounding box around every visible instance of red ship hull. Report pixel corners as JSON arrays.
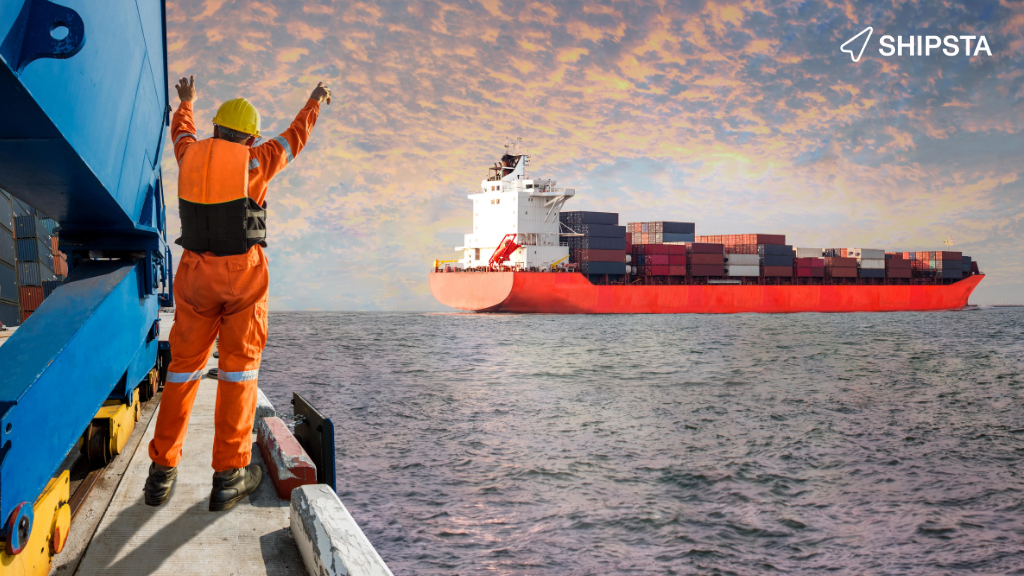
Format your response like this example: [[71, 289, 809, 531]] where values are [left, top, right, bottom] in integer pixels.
[[429, 272, 984, 313]]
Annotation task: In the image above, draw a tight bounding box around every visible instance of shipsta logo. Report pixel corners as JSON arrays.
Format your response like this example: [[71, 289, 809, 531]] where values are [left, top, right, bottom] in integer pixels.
[[840, 26, 993, 63]]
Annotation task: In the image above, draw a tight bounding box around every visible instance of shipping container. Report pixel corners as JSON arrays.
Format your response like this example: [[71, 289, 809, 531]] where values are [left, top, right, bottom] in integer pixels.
[[560, 211, 618, 226], [53, 253, 68, 277], [940, 268, 962, 279], [50, 235, 59, 255], [824, 257, 857, 267], [641, 222, 649, 233], [647, 254, 669, 266], [689, 243, 724, 254], [0, 229, 14, 267], [690, 264, 724, 276], [0, 261, 17, 304], [763, 266, 793, 277], [885, 258, 911, 269], [725, 265, 759, 277], [724, 244, 758, 255], [581, 261, 626, 275], [11, 198, 34, 218], [796, 267, 826, 277], [757, 244, 795, 256], [668, 265, 687, 276], [858, 259, 885, 270], [574, 249, 626, 262], [725, 254, 759, 266], [13, 215, 49, 240], [662, 233, 695, 243], [961, 256, 972, 271], [933, 251, 962, 260], [653, 222, 695, 234], [846, 248, 884, 259], [886, 268, 912, 279], [17, 261, 55, 286], [21, 310, 32, 322], [761, 254, 794, 267], [795, 247, 823, 258], [16, 238, 54, 270], [691, 253, 724, 265], [640, 233, 649, 244], [567, 237, 626, 251], [859, 269, 885, 279], [39, 218, 59, 237], [41, 280, 62, 299], [829, 267, 858, 278], [668, 254, 687, 265], [575, 224, 627, 238], [794, 257, 824, 268], [698, 234, 785, 245], [0, 301, 19, 327], [647, 265, 670, 276], [19, 286, 43, 311]]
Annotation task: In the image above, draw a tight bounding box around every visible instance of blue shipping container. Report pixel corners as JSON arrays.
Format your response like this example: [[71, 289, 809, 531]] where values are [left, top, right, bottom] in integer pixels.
[[758, 244, 796, 256], [567, 237, 626, 251], [39, 217, 59, 236], [13, 216, 48, 240], [41, 280, 62, 298], [0, 229, 14, 266], [560, 211, 619, 226], [761, 254, 795, 266], [0, 261, 17, 303], [577, 224, 626, 238], [16, 261, 54, 287], [860, 269, 886, 279], [16, 238, 53, 270], [583, 262, 627, 275], [660, 222, 696, 234], [663, 233, 695, 243], [0, 301, 19, 327]]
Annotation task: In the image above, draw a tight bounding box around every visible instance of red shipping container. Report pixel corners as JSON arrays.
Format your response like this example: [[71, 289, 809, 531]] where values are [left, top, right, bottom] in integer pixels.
[[53, 253, 68, 276], [886, 259, 911, 269], [50, 235, 59, 255], [666, 244, 687, 255], [690, 264, 724, 276], [645, 244, 669, 255], [668, 254, 687, 265], [647, 254, 669, 265], [796, 267, 825, 277], [935, 251, 962, 260], [829, 267, 858, 278], [763, 265, 792, 277], [668, 265, 687, 276], [649, 265, 670, 275], [22, 309, 32, 322], [689, 243, 723, 254], [824, 257, 856, 267], [641, 233, 649, 244], [690, 253, 724, 265], [19, 286, 44, 311], [887, 268, 912, 278]]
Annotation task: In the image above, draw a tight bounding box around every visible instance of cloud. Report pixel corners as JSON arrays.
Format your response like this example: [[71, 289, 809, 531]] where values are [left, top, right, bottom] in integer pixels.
[[164, 0, 1024, 309]]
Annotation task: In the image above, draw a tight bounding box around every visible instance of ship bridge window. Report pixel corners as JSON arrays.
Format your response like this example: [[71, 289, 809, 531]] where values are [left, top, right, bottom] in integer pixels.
[[527, 184, 533, 189], [475, 248, 480, 260]]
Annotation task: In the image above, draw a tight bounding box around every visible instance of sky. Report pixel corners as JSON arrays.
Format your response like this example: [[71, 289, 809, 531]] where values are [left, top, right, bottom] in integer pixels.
[[163, 0, 1024, 310]]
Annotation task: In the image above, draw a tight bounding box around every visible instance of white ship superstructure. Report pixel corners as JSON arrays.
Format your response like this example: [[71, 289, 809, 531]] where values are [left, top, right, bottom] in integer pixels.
[[458, 144, 575, 270]]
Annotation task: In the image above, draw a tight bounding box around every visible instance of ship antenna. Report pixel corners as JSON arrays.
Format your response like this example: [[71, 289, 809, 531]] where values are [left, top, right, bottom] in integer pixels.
[[944, 235, 955, 249]]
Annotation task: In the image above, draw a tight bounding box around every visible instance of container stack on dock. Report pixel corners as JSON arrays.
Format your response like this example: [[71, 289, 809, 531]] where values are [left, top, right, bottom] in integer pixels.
[[0, 189, 18, 327], [14, 211, 57, 321], [561, 211, 627, 276]]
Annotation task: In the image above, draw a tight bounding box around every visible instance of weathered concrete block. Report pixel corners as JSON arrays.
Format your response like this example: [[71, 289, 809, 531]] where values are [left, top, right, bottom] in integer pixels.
[[256, 416, 317, 500], [291, 485, 394, 576]]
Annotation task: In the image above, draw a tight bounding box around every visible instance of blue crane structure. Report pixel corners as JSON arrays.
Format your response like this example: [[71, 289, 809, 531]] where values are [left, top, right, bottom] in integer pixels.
[[0, 0, 172, 567]]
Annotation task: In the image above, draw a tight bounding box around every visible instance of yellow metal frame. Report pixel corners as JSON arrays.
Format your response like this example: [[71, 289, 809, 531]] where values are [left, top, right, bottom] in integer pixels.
[[551, 254, 570, 269], [0, 471, 70, 575], [433, 259, 459, 271], [94, 388, 141, 457]]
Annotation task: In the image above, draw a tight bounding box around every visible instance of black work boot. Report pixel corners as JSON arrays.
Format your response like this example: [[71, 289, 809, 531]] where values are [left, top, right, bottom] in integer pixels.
[[209, 464, 262, 511], [144, 463, 178, 506]]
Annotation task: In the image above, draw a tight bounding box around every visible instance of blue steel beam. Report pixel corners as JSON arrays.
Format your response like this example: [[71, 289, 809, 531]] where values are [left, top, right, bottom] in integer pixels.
[[0, 261, 158, 523], [0, 0, 171, 530]]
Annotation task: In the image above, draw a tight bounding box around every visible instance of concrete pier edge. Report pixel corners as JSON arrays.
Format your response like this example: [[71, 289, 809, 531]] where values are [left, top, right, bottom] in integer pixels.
[[290, 485, 395, 576]]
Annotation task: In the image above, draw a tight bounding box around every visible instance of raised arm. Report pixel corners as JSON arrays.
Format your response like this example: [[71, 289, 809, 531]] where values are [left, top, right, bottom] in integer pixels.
[[171, 75, 199, 163], [251, 82, 331, 182]]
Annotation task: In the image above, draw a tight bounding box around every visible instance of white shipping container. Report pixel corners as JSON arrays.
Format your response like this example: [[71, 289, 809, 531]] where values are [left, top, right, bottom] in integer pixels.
[[725, 254, 759, 266], [858, 258, 885, 269], [725, 265, 760, 277], [796, 247, 823, 258], [848, 248, 885, 259]]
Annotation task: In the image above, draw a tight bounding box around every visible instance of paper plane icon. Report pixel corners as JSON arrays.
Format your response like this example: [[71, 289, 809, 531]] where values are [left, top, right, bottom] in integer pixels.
[[840, 26, 873, 63]]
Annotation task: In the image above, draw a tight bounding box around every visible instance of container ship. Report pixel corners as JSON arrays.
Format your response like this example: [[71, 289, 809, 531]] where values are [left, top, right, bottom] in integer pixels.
[[429, 147, 983, 313]]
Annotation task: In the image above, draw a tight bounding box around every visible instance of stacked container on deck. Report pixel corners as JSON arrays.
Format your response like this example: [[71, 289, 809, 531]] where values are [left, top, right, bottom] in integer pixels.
[[626, 221, 698, 277], [794, 248, 825, 278], [822, 249, 858, 278], [561, 211, 627, 276], [0, 189, 18, 327], [885, 253, 912, 279], [628, 221, 695, 245], [848, 248, 885, 279]]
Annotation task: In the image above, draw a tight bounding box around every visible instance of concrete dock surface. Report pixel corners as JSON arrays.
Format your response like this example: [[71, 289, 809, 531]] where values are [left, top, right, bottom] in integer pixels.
[[69, 343, 305, 576]]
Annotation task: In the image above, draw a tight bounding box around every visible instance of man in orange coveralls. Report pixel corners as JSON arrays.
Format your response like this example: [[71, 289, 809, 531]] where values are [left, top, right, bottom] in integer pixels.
[[145, 75, 331, 511]]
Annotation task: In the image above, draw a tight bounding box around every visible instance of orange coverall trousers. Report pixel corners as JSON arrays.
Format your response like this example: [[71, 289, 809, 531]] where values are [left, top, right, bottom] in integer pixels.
[[148, 246, 269, 472]]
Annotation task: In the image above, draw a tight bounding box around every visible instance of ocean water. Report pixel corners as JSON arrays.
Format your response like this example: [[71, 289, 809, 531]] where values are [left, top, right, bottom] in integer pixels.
[[259, 308, 1024, 575]]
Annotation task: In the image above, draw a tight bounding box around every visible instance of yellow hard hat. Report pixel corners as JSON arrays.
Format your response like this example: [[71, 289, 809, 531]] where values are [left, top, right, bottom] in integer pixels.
[[212, 98, 260, 136]]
